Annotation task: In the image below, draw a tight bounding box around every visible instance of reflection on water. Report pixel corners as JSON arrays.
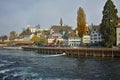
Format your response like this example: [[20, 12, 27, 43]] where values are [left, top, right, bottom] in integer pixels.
[[0, 50, 120, 80]]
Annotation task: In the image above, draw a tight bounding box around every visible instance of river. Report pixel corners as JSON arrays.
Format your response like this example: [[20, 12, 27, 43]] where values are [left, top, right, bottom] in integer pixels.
[[0, 50, 120, 80]]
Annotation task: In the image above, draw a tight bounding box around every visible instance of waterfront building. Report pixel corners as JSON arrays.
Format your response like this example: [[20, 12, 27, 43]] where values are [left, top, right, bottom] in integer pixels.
[[49, 24, 82, 47], [48, 19, 92, 47], [48, 33, 63, 45], [90, 25, 103, 45], [83, 35, 91, 44], [116, 25, 120, 46], [117, 17, 120, 25], [116, 26, 120, 46], [16, 34, 34, 41], [68, 31, 80, 47], [116, 17, 120, 46], [27, 24, 40, 33], [83, 25, 91, 45]]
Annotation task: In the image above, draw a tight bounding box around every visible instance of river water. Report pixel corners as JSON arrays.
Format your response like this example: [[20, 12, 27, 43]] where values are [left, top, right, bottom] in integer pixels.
[[0, 50, 120, 80]]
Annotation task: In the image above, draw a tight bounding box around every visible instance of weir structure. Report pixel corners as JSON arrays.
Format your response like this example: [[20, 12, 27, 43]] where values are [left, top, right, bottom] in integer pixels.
[[22, 47, 120, 58]]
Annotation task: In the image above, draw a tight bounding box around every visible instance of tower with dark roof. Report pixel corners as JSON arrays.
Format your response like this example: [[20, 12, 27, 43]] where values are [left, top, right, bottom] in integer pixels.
[[60, 18, 63, 27]]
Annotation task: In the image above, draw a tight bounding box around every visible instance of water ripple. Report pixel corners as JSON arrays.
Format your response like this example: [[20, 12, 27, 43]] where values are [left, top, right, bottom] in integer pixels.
[[0, 50, 120, 80]]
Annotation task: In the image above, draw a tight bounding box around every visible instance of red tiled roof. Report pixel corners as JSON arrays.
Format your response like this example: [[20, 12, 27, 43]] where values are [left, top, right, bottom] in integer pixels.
[[92, 25, 100, 31], [68, 32, 79, 38], [51, 25, 79, 38], [51, 25, 73, 33]]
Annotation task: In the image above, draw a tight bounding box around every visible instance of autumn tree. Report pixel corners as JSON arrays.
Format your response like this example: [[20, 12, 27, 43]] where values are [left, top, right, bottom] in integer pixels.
[[31, 35, 40, 43], [31, 34, 47, 46], [100, 0, 118, 47], [59, 41, 64, 45], [56, 40, 60, 45], [77, 7, 86, 46], [39, 38, 48, 44]]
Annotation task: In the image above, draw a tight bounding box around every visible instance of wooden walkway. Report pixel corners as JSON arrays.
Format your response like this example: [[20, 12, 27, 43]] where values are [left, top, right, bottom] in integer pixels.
[[22, 47, 120, 58]]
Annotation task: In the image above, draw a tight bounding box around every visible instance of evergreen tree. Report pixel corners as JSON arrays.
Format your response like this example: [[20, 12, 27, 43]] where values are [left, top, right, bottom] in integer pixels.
[[77, 7, 86, 46], [0, 35, 8, 42], [100, 0, 118, 47], [19, 27, 31, 37]]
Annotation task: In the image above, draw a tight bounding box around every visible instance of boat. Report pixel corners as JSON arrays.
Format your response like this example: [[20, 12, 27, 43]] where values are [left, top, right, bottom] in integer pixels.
[[41, 53, 66, 57]]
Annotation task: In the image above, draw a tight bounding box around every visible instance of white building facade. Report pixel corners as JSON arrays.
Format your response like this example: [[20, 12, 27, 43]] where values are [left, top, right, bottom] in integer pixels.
[[116, 26, 120, 46], [90, 26, 103, 44], [27, 25, 40, 33], [68, 37, 80, 47], [83, 35, 91, 44], [48, 33, 65, 45]]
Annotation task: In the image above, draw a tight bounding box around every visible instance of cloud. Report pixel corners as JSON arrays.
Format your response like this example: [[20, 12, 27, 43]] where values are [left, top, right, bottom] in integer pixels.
[[0, 0, 120, 35]]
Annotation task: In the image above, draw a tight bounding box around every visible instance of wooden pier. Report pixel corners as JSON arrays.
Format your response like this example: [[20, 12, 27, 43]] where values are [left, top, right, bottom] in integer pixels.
[[22, 47, 120, 58]]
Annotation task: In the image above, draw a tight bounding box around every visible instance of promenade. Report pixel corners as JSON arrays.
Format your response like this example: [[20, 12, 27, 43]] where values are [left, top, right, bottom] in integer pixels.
[[22, 47, 120, 58]]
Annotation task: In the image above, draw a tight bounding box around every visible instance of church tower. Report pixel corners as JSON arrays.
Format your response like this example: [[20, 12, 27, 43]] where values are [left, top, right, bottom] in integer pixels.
[[60, 18, 63, 27]]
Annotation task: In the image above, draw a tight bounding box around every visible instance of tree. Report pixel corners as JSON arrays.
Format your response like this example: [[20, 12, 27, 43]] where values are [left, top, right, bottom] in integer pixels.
[[19, 27, 31, 37], [31, 34, 48, 46], [31, 35, 40, 43], [9, 31, 17, 40], [0, 35, 8, 42], [39, 38, 48, 44], [56, 40, 60, 45], [26, 27, 31, 34], [100, 0, 118, 48], [77, 7, 86, 46], [60, 41, 64, 45]]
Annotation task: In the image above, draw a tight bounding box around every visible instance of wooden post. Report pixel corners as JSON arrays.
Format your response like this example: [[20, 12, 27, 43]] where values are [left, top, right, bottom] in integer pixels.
[[93, 50, 96, 57], [112, 50, 114, 58], [85, 49, 88, 57], [102, 53, 105, 57]]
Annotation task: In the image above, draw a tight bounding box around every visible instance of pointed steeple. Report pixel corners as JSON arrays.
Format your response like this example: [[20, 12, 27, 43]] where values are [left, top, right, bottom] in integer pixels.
[[60, 18, 63, 27]]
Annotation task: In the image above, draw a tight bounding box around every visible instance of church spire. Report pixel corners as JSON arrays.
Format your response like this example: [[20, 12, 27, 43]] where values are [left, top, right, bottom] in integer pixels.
[[60, 18, 63, 27]]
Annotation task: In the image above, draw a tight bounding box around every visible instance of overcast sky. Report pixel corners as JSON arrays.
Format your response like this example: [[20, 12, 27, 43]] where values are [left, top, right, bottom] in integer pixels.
[[0, 0, 120, 35]]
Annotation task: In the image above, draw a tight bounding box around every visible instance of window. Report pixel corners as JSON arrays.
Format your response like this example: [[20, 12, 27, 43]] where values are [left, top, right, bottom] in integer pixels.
[[94, 29, 96, 31], [94, 34, 97, 36], [94, 38, 97, 40]]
